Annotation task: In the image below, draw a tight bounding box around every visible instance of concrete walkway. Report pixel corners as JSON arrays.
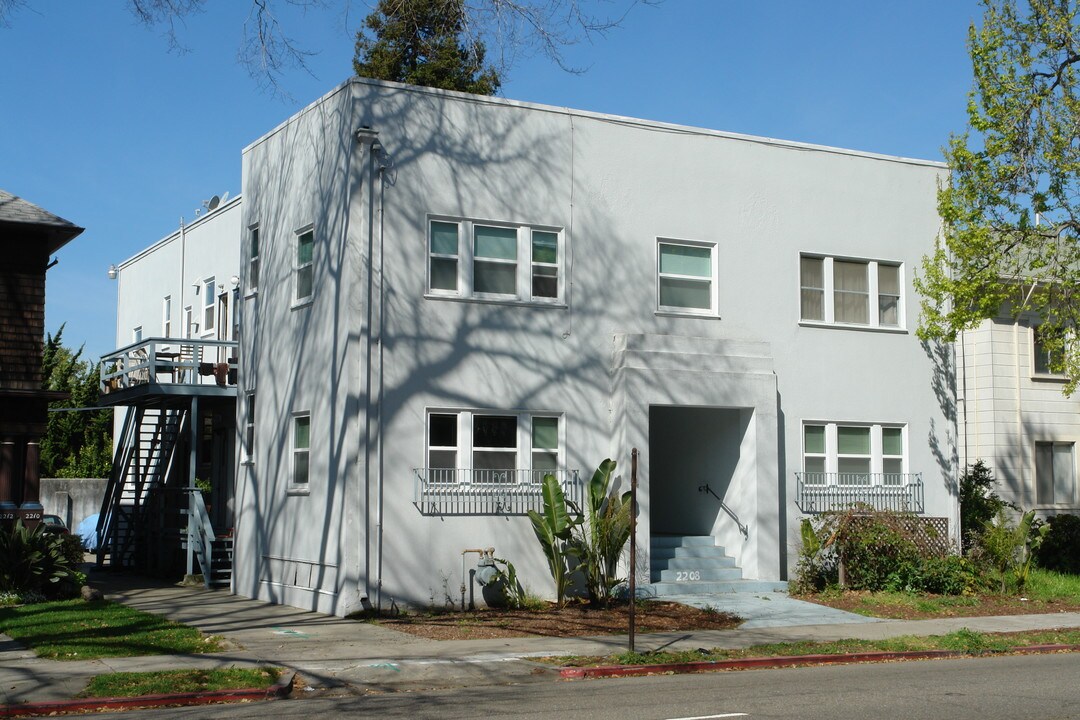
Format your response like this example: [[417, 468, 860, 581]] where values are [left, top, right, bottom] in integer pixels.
[[3, 570, 1080, 705]]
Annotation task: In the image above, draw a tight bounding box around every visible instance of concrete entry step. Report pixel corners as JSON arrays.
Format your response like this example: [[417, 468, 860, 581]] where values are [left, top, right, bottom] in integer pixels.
[[643, 579, 790, 596], [648, 534, 788, 595]]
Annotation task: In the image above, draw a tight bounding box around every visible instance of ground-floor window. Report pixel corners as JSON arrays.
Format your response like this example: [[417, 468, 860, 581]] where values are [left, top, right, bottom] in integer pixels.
[[425, 409, 562, 484], [802, 422, 907, 485], [1035, 441, 1076, 506]]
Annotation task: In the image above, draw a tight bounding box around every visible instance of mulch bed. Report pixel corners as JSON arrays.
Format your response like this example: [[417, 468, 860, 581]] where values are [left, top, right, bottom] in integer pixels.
[[365, 601, 741, 641]]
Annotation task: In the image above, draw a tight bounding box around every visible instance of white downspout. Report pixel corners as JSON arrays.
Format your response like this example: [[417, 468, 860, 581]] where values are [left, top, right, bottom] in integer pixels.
[[375, 157, 385, 612], [1015, 281, 1039, 505]]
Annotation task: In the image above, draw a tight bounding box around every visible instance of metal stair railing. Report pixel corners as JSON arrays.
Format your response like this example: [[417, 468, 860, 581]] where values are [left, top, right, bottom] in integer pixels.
[[96, 406, 142, 565], [187, 490, 218, 589]]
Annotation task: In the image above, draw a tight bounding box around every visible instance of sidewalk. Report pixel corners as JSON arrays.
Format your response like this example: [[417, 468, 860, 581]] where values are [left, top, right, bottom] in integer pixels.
[[3, 569, 1080, 706]]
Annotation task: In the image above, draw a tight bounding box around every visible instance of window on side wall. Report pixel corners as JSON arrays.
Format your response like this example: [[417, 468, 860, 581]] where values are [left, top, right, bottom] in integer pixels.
[[426, 217, 563, 303], [292, 413, 310, 487], [243, 393, 256, 464], [1032, 325, 1066, 378], [424, 410, 562, 485], [656, 239, 717, 315], [1035, 441, 1076, 506], [162, 296, 172, 338], [202, 278, 216, 334], [295, 227, 314, 304], [799, 255, 903, 329], [802, 422, 907, 485], [248, 225, 260, 293]]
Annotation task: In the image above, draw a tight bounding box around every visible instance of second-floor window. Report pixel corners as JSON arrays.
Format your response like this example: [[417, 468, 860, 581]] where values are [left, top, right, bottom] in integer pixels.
[[248, 225, 260, 293], [295, 227, 314, 303], [427, 217, 563, 303], [202, 279, 215, 334], [657, 239, 717, 315], [800, 255, 903, 329], [1033, 325, 1066, 377], [162, 296, 172, 338]]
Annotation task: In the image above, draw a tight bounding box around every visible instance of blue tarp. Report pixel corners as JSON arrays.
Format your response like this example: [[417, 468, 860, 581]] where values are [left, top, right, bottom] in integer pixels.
[[76, 513, 99, 550]]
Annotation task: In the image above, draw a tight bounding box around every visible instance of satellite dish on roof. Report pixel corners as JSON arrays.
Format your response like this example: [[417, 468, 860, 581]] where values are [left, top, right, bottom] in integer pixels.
[[207, 195, 221, 211], [220, 191, 230, 204]]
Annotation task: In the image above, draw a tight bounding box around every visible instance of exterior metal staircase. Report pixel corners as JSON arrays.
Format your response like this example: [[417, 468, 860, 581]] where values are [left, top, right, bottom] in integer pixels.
[[184, 490, 233, 589], [646, 535, 788, 595], [96, 406, 186, 568]]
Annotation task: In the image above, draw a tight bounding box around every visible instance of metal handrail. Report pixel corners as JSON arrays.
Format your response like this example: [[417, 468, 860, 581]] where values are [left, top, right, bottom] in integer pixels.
[[187, 489, 216, 589], [697, 482, 749, 538], [100, 337, 238, 393]]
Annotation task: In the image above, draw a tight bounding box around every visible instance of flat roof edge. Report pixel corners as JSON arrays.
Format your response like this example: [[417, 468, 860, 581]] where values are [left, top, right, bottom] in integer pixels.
[[118, 194, 242, 270]]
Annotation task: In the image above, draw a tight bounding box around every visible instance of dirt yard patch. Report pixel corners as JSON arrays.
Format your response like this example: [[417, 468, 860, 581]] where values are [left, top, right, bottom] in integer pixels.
[[357, 601, 741, 641]]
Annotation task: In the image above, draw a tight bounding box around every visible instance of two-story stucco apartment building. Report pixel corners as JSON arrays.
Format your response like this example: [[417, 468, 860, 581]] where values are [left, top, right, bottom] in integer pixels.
[[101, 78, 958, 615]]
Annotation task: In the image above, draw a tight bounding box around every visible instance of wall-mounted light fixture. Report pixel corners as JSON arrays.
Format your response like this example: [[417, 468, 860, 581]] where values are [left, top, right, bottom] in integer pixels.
[[107, 264, 118, 280]]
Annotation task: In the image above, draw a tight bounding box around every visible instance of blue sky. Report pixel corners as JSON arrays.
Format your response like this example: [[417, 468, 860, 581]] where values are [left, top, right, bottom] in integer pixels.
[[1, 0, 982, 360]]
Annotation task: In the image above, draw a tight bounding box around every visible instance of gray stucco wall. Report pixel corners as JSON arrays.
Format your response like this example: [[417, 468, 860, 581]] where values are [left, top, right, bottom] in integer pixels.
[[229, 78, 956, 615], [41, 478, 106, 533]]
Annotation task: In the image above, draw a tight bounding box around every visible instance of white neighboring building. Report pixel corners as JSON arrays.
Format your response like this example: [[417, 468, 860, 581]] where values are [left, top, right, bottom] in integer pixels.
[[958, 313, 1080, 515], [106, 78, 959, 615]]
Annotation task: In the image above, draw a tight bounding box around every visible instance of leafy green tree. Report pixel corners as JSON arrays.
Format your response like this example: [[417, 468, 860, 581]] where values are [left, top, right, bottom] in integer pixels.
[[917, 0, 1080, 393], [40, 326, 113, 479], [959, 460, 1017, 553], [353, 0, 501, 94]]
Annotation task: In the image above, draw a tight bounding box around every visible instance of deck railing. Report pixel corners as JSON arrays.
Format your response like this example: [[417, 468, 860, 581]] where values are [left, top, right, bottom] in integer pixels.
[[100, 338, 238, 394], [795, 472, 924, 514], [413, 468, 582, 515]]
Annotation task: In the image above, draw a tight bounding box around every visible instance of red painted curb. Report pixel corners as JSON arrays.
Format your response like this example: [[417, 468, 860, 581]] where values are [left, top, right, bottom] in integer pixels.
[[558, 643, 1080, 679], [1, 675, 294, 718]]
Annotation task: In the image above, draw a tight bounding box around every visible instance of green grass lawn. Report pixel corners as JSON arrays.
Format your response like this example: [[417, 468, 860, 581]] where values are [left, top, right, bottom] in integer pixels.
[[548, 628, 1080, 667], [1024, 568, 1080, 600], [79, 668, 279, 698], [0, 600, 224, 660]]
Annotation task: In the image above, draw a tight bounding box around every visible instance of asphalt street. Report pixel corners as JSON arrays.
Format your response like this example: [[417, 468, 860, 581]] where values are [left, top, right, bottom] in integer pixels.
[[80, 652, 1080, 720]]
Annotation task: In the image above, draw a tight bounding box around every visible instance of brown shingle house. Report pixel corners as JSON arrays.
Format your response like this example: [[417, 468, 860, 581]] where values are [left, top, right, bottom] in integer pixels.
[[0, 189, 83, 527]]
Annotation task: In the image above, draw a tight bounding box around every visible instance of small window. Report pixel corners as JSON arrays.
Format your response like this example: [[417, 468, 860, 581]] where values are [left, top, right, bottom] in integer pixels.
[[203, 279, 216, 333], [162, 296, 172, 338], [473, 225, 518, 296], [803, 424, 826, 485], [878, 264, 901, 327], [184, 306, 194, 338], [248, 225, 260, 292], [657, 240, 716, 314], [132, 326, 143, 344], [296, 229, 314, 303], [800, 257, 825, 322], [531, 231, 559, 299], [292, 414, 310, 485], [882, 427, 904, 485], [1035, 441, 1076, 505], [427, 413, 458, 484], [472, 414, 518, 482], [243, 393, 256, 463], [1033, 325, 1065, 377], [429, 221, 460, 292], [531, 416, 559, 481]]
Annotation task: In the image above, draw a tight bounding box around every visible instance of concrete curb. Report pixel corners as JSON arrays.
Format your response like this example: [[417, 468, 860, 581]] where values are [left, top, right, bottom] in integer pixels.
[[558, 644, 1080, 679], [0, 671, 294, 718]]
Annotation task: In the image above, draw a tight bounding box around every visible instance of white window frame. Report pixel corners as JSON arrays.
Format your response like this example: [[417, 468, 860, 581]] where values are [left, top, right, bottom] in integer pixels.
[[801, 422, 908, 486], [1034, 440, 1077, 507], [132, 326, 143, 344], [799, 254, 905, 330], [162, 296, 172, 338], [424, 409, 564, 485], [425, 216, 565, 305], [290, 412, 311, 492], [294, 225, 315, 306], [655, 238, 719, 317], [1031, 324, 1068, 380], [201, 278, 215, 336], [242, 392, 255, 465], [247, 223, 260, 295]]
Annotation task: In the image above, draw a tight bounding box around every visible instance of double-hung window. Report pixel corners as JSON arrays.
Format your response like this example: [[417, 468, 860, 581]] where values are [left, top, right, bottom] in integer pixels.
[[799, 255, 903, 329], [427, 217, 563, 303], [248, 225, 260, 293], [657, 239, 717, 315], [424, 410, 563, 485], [1032, 325, 1066, 377], [802, 422, 906, 485], [295, 227, 314, 303], [162, 296, 172, 338], [1035, 441, 1076, 506], [292, 413, 310, 487], [202, 279, 215, 334], [243, 393, 256, 464]]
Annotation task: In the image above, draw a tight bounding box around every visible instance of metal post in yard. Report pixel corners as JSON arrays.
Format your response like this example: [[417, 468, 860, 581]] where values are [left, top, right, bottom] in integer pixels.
[[629, 448, 638, 653]]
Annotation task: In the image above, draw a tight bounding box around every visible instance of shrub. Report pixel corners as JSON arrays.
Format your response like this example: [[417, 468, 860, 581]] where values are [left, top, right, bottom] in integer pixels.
[[979, 509, 1048, 593], [959, 460, 1016, 554], [1034, 514, 1080, 574], [791, 519, 838, 593], [0, 521, 82, 600]]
